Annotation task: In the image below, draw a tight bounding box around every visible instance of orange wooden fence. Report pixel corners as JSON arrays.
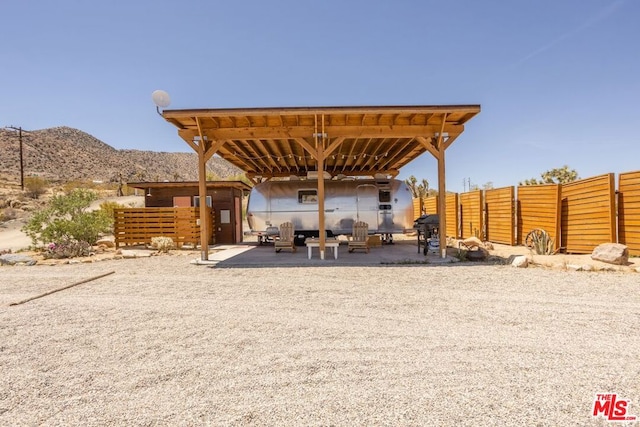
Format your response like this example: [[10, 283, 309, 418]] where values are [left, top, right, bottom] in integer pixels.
[[560, 174, 616, 254], [424, 196, 438, 215], [618, 171, 640, 256], [114, 207, 209, 248], [410, 170, 639, 253], [446, 193, 459, 238], [517, 184, 561, 250], [485, 186, 515, 245], [459, 190, 483, 239]]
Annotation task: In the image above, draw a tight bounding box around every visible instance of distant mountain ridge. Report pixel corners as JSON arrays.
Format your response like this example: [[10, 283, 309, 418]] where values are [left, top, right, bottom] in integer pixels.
[[0, 126, 243, 184]]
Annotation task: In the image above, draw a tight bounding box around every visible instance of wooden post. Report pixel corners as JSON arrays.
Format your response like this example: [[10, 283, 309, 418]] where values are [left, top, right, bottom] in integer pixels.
[[198, 141, 209, 261], [437, 142, 447, 259], [316, 115, 326, 260]]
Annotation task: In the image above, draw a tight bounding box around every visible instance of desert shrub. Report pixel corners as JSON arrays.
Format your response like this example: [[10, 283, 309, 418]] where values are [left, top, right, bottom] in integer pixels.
[[44, 239, 92, 259], [24, 176, 48, 199], [151, 236, 175, 253], [0, 207, 17, 222], [99, 200, 126, 231], [22, 188, 113, 248]]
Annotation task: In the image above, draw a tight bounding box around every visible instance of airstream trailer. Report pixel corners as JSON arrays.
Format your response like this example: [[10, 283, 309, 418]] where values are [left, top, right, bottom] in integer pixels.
[[247, 178, 415, 244]]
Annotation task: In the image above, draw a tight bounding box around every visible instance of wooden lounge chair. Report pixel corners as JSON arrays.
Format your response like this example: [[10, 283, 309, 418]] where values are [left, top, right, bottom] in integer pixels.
[[348, 221, 369, 253], [274, 222, 296, 253]]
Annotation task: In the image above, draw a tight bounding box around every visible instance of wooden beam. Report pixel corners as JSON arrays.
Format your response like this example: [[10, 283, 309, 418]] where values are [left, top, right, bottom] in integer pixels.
[[179, 124, 466, 141], [415, 136, 439, 159], [293, 137, 319, 160]]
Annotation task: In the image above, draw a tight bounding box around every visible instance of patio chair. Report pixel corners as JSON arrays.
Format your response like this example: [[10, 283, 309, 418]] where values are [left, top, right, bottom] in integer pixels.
[[348, 221, 370, 253], [274, 222, 297, 253]]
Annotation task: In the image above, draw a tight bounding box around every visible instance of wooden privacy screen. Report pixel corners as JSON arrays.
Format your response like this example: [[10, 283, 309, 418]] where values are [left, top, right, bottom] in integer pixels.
[[424, 196, 438, 215], [618, 170, 640, 256], [446, 193, 458, 238], [484, 186, 515, 245], [422, 193, 458, 238], [412, 198, 421, 219], [561, 174, 616, 254], [459, 191, 483, 239], [517, 184, 561, 249], [113, 207, 208, 248]]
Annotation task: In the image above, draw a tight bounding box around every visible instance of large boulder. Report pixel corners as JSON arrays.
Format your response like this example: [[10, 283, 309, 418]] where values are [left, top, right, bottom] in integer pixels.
[[591, 243, 629, 265], [0, 254, 37, 266]]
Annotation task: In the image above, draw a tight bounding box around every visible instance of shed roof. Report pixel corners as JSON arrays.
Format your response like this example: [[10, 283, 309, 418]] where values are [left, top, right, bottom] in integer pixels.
[[162, 105, 480, 179], [127, 180, 252, 192]]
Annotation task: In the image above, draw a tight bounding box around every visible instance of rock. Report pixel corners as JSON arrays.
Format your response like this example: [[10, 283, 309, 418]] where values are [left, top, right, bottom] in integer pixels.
[[121, 249, 153, 258], [0, 254, 37, 266], [511, 255, 528, 268], [466, 247, 488, 261], [582, 264, 594, 272], [483, 241, 494, 250], [95, 238, 115, 248], [461, 237, 483, 248], [567, 264, 582, 271], [591, 243, 629, 265]]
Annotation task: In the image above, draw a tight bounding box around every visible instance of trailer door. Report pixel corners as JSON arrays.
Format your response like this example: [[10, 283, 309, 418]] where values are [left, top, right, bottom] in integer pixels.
[[356, 184, 379, 229]]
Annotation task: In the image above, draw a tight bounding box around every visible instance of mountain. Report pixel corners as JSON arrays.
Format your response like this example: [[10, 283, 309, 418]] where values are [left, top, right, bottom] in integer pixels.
[[0, 126, 243, 184]]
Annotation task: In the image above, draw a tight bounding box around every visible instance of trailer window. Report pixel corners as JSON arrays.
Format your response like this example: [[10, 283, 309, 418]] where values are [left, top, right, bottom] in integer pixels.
[[379, 190, 391, 203], [298, 190, 317, 204]]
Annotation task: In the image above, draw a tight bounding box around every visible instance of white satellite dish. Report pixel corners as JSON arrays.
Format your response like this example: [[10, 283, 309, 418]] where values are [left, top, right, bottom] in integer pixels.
[[151, 90, 171, 108]]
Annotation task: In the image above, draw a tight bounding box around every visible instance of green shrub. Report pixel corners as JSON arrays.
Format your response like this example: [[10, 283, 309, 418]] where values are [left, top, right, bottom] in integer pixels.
[[24, 176, 48, 199], [22, 188, 113, 248]]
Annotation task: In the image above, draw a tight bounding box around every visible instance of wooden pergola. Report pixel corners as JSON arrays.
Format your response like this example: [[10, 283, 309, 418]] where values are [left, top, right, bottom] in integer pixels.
[[161, 105, 480, 260]]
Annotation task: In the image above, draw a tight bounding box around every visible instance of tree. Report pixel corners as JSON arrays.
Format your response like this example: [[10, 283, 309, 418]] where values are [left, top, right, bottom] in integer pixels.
[[404, 175, 429, 199], [520, 165, 579, 186]]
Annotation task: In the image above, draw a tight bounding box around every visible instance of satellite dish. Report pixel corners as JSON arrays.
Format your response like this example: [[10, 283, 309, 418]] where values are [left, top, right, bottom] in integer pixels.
[[151, 90, 171, 108]]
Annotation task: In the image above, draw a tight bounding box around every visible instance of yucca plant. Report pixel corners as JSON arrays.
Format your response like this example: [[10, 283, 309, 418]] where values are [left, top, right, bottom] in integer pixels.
[[527, 229, 554, 255]]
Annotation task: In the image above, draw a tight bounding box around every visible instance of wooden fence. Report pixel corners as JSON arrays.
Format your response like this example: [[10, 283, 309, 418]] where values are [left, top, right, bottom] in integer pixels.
[[618, 171, 640, 255], [517, 184, 561, 250], [459, 191, 483, 239], [485, 186, 515, 245], [412, 194, 457, 238], [560, 174, 616, 254], [407, 170, 640, 255], [113, 207, 208, 248]]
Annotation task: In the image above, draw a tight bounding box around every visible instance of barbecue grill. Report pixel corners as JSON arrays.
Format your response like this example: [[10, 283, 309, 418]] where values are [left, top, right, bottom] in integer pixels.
[[413, 214, 440, 255]]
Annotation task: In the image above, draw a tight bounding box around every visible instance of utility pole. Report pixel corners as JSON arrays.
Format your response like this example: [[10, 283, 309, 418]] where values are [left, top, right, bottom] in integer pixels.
[[4, 126, 29, 190]]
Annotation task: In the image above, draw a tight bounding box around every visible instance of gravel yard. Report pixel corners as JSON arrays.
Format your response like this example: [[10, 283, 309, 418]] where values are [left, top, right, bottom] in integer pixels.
[[1, 254, 638, 426]]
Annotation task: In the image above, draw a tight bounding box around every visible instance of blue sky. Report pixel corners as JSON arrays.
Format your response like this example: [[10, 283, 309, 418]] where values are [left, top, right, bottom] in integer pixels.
[[1, 0, 638, 192]]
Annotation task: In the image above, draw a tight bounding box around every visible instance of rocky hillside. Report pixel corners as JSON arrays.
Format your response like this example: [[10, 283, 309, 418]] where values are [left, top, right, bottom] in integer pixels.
[[0, 126, 243, 185]]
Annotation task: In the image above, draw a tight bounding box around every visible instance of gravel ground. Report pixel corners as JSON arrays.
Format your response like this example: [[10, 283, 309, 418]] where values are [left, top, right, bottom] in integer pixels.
[[1, 254, 639, 426]]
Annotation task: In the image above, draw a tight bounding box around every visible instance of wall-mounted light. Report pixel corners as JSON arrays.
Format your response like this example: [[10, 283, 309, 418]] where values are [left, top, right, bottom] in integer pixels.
[[146, 188, 152, 197], [151, 90, 171, 116]]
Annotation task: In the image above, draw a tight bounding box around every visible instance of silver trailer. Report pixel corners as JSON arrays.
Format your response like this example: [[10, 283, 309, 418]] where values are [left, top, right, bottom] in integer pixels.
[[247, 178, 415, 242]]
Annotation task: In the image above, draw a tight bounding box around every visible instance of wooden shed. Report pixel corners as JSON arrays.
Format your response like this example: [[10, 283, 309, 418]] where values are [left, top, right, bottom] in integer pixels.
[[127, 181, 252, 244]]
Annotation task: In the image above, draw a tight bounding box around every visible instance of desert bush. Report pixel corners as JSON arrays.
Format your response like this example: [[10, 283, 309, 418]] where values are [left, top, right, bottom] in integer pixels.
[[151, 236, 175, 253], [44, 239, 92, 259], [1, 207, 18, 222], [24, 176, 48, 199], [22, 188, 113, 248]]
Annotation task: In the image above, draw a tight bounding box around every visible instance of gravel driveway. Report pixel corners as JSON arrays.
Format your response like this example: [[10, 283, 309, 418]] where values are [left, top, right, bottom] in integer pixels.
[[1, 255, 638, 426]]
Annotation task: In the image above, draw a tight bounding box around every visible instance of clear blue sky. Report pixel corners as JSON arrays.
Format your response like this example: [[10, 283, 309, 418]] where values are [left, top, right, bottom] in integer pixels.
[[2, 0, 638, 192]]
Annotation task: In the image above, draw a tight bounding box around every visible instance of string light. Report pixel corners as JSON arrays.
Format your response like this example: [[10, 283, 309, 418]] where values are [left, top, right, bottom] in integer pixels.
[[230, 151, 391, 161]]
